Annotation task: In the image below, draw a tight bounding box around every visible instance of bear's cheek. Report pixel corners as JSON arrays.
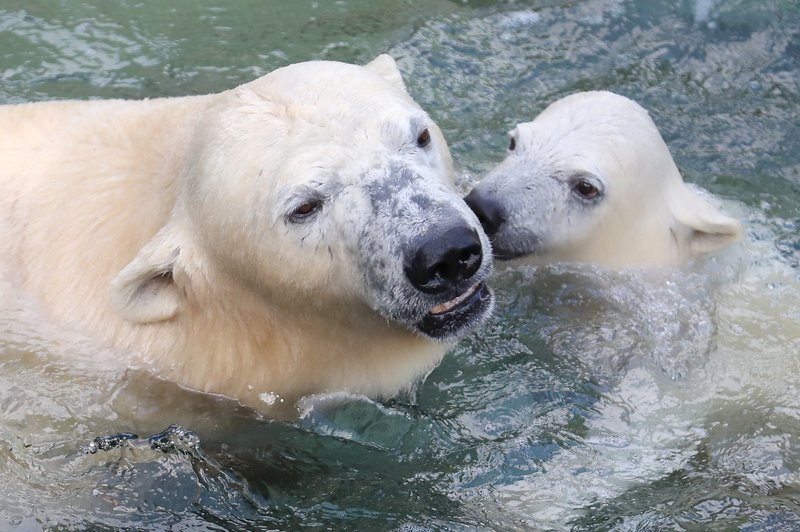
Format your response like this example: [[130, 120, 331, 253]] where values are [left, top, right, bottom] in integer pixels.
[[206, 225, 337, 302], [282, 230, 369, 300], [541, 201, 605, 251]]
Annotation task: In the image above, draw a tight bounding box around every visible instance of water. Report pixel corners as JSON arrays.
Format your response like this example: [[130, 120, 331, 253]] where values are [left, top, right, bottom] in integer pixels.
[[1, 0, 799, 529]]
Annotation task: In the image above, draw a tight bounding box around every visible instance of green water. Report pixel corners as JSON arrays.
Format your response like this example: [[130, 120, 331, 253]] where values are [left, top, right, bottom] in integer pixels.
[[1, 0, 799, 530]]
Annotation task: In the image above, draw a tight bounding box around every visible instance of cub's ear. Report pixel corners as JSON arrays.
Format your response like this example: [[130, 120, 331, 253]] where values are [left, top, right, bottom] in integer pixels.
[[668, 183, 742, 259], [365, 54, 407, 93], [111, 227, 183, 324]]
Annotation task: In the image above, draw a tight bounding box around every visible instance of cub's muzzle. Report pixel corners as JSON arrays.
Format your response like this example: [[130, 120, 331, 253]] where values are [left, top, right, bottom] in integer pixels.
[[464, 187, 507, 239]]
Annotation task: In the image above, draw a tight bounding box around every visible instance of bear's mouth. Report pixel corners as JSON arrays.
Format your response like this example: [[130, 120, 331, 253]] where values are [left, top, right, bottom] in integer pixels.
[[491, 232, 543, 261], [492, 247, 530, 261], [416, 282, 493, 340]]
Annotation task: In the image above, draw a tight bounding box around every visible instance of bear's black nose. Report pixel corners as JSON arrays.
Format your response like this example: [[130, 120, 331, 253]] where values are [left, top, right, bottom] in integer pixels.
[[464, 188, 506, 238], [405, 225, 483, 294]]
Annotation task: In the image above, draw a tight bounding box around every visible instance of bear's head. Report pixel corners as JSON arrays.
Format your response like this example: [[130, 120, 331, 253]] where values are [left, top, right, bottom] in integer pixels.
[[465, 91, 741, 267], [111, 55, 493, 346]]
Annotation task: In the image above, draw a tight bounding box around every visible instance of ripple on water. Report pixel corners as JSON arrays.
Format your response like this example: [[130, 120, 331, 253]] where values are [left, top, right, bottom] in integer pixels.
[[1, 0, 799, 529]]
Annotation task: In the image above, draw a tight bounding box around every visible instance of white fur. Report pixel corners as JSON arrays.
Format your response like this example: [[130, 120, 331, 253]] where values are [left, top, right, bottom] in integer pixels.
[[469, 91, 742, 266], [0, 55, 492, 416], [465, 94, 784, 525]]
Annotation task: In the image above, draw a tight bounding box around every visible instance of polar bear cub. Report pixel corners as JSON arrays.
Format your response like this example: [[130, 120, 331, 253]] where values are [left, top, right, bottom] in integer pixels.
[[0, 55, 494, 415], [465, 91, 741, 266]]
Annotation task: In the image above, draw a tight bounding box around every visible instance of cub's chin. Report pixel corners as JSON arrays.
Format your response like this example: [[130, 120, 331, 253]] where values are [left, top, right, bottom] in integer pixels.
[[490, 230, 543, 261]]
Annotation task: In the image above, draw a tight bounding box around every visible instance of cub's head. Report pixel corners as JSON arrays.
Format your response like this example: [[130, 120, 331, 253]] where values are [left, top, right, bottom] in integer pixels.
[[112, 55, 493, 343], [465, 91, 741, 267]]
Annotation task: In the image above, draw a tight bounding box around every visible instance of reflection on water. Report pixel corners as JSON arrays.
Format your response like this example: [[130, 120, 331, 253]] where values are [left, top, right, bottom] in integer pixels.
[[0, 0, 454, 102], [1, 0, 799, 529]]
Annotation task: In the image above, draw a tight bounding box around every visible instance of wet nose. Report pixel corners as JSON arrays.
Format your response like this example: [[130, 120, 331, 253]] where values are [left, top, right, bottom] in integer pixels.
[[464, 188, 506, 238], [405, 225, 483, 294]]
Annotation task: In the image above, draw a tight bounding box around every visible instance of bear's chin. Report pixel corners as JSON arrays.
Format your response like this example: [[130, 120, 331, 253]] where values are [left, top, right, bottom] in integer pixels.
[[491, 231, 543, 261], [414, 282, 494, 341]]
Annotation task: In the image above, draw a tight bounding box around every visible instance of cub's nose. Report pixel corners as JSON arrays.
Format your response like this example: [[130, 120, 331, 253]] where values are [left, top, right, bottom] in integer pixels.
[[464, 188, 506, 238], [405, 225, 483, 294]]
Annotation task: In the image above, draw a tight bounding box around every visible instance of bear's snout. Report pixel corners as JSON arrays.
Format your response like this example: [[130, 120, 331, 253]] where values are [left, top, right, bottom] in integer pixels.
[[464, 187, 507, 239], [404, 225, 483, 294]]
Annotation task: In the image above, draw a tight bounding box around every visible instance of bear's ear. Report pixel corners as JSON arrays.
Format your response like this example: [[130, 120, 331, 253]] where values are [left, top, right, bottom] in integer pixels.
[[668, 182, 742, 259], [365, 54, 407, 93], [111, 227, 183, 324]]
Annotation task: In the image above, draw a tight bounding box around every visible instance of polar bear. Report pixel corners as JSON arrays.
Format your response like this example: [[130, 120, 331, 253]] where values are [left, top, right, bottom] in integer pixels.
[[465, 91, 741, 266], [0, 55, 493, 415]]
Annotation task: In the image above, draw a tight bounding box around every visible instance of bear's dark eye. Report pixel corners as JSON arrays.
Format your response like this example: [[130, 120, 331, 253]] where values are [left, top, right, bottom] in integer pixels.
[[288, 199, 323, 222], [417, 128, 431, 148], [508, 137, 516, 151], [573, 179, 600, 199]]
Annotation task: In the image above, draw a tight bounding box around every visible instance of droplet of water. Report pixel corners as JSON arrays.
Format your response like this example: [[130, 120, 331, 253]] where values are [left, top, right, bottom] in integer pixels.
[[259, 392, 279, 405]]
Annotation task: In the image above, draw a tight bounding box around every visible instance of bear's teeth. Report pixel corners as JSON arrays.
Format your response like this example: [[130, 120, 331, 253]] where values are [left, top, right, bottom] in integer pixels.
[[430, 283, 480, 315]]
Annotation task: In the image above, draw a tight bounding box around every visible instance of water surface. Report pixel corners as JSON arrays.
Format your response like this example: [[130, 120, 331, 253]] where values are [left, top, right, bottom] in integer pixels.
[[1, 0, 799, 529]]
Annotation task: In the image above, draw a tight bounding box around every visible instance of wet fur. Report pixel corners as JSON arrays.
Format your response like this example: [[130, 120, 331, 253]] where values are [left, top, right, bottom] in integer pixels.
[[0, 56, 492, 416], [470, 91, 741, 266]]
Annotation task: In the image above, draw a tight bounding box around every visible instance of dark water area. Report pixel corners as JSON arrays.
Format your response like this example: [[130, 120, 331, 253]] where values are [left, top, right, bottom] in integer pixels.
[[1, 0, 799, 530]]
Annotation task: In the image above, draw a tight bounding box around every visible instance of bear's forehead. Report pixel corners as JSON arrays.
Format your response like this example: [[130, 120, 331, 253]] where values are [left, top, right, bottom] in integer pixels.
[[270, 100, 425, 141], [251, 63, 418, 117], [519, 112, 655, 162], [529, 96, 656, 141]]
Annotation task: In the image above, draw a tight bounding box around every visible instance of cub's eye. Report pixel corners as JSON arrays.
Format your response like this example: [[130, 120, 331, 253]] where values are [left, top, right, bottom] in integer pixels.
[[508, 137, 516, 151], [417, 128, 431, 148], [573, 179, 600, 199], [288, 199, 323, 222]]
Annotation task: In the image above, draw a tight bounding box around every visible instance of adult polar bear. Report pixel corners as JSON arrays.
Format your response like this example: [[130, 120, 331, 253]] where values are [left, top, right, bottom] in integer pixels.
[[465, 91, 741, 266], [0, 55, 493, 415]]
